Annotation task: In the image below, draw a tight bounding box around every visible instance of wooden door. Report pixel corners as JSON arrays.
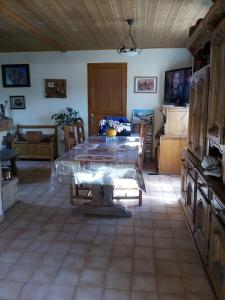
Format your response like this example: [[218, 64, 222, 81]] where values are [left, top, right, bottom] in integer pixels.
[[88, 63, 127, 135], [208, 18, 225, 144], [188, 66, 209, 160]]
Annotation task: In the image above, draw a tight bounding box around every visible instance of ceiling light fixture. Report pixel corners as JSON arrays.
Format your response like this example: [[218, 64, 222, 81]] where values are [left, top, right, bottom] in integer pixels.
[[117, 19, 142, 57]]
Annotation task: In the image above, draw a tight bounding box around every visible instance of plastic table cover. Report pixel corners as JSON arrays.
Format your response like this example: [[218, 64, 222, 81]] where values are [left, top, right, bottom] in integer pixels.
[[50, 135, 145, 190]]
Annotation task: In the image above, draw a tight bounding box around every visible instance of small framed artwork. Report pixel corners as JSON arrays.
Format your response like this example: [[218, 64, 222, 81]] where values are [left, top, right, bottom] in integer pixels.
[[10, 96, 26, 109], [45, 79, 67, 98], [134, 76, 157, 93], [1, 64, 30, 87]]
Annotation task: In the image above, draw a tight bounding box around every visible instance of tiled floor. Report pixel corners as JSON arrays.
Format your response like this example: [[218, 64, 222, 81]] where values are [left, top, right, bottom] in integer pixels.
[[0, 160, 215, 300]]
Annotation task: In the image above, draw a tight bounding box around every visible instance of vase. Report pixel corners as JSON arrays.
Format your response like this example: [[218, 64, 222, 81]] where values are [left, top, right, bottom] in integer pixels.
[[106, 127, 117, 138]]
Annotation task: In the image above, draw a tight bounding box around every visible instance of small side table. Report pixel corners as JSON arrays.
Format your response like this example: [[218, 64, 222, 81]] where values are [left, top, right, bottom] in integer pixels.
[[0, 149, 20, 175]]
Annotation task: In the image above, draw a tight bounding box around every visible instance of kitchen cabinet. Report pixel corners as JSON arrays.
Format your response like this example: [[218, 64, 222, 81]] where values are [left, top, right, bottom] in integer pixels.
[[188, 66, 210, 161], [208, 18, 225, 144]]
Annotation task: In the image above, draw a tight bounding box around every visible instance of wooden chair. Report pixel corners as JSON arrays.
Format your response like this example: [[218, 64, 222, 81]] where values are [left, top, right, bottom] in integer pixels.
[[64, 125, 76, 151], [68, 119, 91, 203], [112, 125, 145, 206], [140, 121, 147, 167], [75, 119, 85, 144], [113, 178, 142, 206]]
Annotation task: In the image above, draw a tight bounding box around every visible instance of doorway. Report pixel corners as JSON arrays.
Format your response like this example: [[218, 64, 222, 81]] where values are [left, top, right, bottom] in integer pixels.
[[88, 63, 127, 135]]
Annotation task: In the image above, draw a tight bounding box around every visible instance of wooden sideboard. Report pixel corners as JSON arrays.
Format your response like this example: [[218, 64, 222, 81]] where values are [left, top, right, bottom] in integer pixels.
[[183, 2, 225, 299]]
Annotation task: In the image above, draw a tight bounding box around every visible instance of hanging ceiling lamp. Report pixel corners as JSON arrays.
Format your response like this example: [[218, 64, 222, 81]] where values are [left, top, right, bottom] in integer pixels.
[[117, 19, 142, 56]]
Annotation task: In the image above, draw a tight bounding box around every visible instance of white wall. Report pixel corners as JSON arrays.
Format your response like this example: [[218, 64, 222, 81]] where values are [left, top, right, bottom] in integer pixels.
[[0, 49, 191, 138]]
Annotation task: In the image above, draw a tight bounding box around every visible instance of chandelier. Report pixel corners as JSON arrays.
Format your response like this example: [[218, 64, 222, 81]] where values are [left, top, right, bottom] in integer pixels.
[[117, 19, 142, 56]]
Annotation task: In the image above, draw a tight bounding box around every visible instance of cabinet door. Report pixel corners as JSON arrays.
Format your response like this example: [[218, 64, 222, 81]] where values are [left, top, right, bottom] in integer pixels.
[[208, 18, 225, 144], [208, 213, 225, 300], [194, 188, 210, 263], [188, 66, 210, 160], [184, 172, 197, 231], [181, 160, 187, 205]]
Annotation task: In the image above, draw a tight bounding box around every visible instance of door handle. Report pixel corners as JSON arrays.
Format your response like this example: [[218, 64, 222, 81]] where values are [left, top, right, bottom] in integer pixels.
[[90, 113, 94, 124]]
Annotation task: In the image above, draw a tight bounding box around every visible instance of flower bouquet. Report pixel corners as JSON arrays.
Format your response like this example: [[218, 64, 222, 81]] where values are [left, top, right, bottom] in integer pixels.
[[99, 117, 131, 136]]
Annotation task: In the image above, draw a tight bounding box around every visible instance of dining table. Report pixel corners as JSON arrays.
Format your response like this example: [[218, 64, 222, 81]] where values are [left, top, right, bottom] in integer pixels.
[[50, 134, 144, 217]]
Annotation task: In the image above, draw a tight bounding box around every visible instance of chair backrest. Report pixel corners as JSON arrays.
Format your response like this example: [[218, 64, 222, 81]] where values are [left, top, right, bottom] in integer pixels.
[[64, 125, 76, 150], [75, 119, 85, 144], [140, 122, 147, 167]]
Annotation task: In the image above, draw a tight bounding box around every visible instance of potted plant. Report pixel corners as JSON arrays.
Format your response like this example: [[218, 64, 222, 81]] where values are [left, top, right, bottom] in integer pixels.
[[51, 107, 80, 127]]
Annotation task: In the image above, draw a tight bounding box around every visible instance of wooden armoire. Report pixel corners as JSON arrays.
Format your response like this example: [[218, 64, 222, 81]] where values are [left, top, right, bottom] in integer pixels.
[[181, 1, 225, 300]]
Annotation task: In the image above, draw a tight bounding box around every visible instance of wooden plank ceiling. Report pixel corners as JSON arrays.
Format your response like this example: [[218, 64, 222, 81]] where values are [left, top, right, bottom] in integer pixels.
[[0, 0, 211, 52]]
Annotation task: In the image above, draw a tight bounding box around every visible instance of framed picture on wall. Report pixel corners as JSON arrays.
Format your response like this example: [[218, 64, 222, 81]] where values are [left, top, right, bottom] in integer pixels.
[[10, 96, 26, 109], [134, 76, 157, 93], [1, 64, 30, 87]]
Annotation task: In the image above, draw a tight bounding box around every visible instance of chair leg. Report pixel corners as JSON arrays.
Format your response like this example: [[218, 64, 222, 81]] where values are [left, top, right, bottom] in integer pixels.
[[70, 183, 75, 205], [139, 190, 142, 206]]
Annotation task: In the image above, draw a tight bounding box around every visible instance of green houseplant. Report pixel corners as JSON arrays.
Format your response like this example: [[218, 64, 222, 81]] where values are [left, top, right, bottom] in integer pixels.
[[51, 107, 79, 126]]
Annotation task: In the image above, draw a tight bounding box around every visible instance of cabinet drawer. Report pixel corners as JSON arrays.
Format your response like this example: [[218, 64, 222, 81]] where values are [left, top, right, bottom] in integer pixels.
[[197, 174, 208, 198], [187, 162, 197, 181], [194, 188, 210, 263]]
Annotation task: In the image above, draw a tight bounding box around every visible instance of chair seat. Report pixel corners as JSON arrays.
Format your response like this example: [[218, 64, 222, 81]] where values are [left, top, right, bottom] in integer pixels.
[[112, 178, 142, 206]]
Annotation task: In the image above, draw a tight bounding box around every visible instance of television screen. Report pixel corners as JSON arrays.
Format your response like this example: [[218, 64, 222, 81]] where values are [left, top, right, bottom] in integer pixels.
[[164, 67, 192, 106]]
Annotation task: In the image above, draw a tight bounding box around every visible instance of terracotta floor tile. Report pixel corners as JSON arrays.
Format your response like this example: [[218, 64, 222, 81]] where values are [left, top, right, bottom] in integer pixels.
[[186, 293, 216, 300], [31, 265, 58, 283], [18, 252, 43, 265], [134, 246, 154, 259], [131, 290, 158, 300], [105, 271, 131, 289], [80, 268, 105, 286], [102, 288, 130, 300], [180, 262, 206, 277], [114, 235, 134, 246], [41, 253, 66, 267], [0, 262, 12, 279], [156, 260, 181, 276], [75, 286, 103, 300], [133, 259, 155, 274], [46, 284, 76, 300], [157, 276, 184, 294], [94, 234, 115, 245], [111, 246, 133, 258], [154, 238, 174, 249], [135, 236, 154, 247], [62, 254, 86, 270], [69, 243, 91, 255], [0, 249, 22, 263], [89, 245, 112, 257], [158, 293, 186, 300], [86, 255, 109, 270], [131, 273, 157, 291], [174, 238, 196, 250], [0, 279, 24, 299], [182, 276, 215, 296], [155, 248, 178, 261], [176, 249, 201, 263], [19, 282, 47, 300], [54, 268, 80, 286], [6, 264, 34, 281]]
